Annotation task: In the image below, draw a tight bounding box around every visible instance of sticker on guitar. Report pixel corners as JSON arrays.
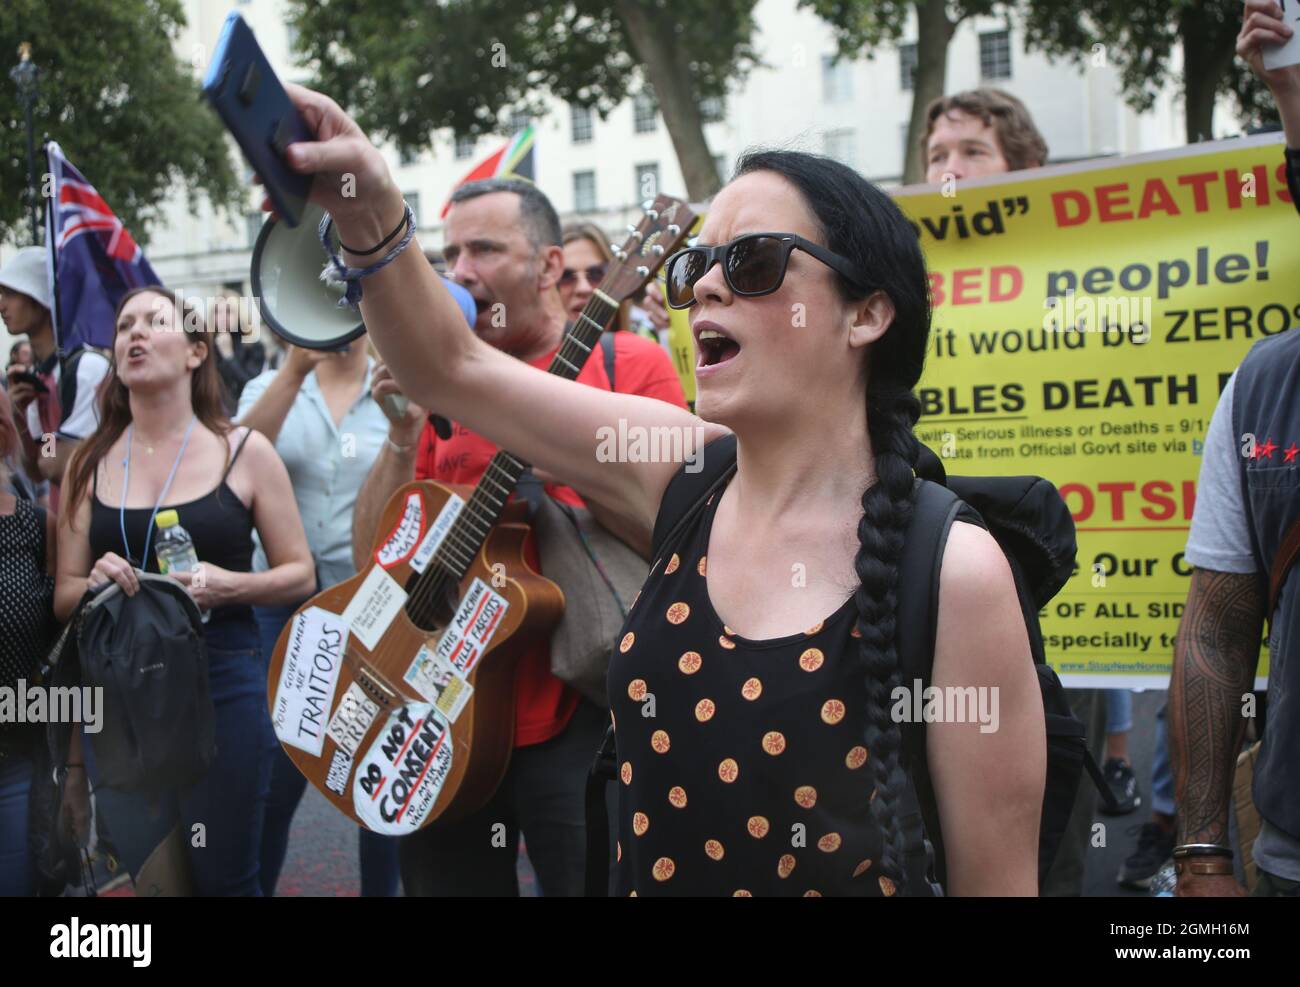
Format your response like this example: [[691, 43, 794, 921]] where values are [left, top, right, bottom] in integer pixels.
[[409, 493, 465, 574], [375, 491, 425, 568], [432, 577, 510, 676], [403, 644, 473, 722], [353, 703, 453, 834], [341, 565, 407, 650], [272, 606, 348, 758], [326, 681, 381, 757]]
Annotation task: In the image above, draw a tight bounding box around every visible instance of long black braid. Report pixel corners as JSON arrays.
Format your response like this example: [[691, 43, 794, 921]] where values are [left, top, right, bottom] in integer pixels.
[[735, 150, 932, 893]]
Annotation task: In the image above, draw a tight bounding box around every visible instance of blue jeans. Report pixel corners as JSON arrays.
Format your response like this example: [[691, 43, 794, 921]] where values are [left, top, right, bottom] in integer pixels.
[[85, 617, 274, 895], [0, 755, 34, 895], [254, 603, 401, 897], [1105, 689, 1133, 735], [1151, 702, 1175, 817]]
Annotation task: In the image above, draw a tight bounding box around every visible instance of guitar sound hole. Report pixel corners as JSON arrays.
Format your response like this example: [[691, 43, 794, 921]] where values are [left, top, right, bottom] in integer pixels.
[[405, 576, 458, 632]]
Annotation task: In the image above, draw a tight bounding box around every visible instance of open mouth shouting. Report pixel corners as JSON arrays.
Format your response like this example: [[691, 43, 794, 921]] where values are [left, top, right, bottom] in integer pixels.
[[694, 321, 741, 373]]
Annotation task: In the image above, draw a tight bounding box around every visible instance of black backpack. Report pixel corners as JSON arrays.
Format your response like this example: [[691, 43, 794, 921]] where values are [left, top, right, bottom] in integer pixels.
[[584, 433, 1112, 895], [47, 573, 216, 793]]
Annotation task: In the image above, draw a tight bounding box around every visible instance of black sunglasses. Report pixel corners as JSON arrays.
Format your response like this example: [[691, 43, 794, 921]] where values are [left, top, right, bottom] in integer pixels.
[[559, 263, 608, 287], [663, 232, 866, 309]]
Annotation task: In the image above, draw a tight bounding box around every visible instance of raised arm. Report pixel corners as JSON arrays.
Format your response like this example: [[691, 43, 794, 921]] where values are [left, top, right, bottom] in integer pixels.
[[1169, 567, 1264, 896], [276, 83, 725, 546]]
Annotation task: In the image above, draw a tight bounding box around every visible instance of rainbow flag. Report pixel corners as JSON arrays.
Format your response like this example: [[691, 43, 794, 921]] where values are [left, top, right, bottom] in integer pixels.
[[439, 127, 536, 218]]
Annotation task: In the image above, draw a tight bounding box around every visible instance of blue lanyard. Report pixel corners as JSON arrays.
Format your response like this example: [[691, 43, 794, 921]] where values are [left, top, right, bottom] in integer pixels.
[[119, 414, 199, 568]]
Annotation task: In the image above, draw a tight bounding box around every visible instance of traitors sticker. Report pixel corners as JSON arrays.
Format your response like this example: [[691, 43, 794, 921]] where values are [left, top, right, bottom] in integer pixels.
[[376, 492, 425, 568], [433, 578, 509, 675], [272, 606, 347, 758], [403, 645, 473, 722], [353, 703, 453, 834], [326, 682, 380, 758], [342, 566, 407, 651], [410, 494, 465, 574]]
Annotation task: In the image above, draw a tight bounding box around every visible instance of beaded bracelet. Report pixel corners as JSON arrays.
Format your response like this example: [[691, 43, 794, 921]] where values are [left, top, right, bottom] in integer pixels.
[[318, 203, 417, 308]]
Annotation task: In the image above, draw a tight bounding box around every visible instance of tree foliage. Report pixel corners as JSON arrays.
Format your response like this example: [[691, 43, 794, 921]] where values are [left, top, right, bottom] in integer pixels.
[[0, 0, 243, 244], [287, 0, 762, 199]]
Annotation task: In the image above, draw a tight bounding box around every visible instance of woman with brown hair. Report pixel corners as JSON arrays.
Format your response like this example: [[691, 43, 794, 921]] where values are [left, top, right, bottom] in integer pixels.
[[559, 222, 630, 333], [265, 83, 1046, 896], [54, 285, 314, 895]]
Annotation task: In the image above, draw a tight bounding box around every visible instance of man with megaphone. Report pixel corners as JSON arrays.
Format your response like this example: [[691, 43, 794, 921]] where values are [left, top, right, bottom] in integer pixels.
[[298, 113, 688, 894]]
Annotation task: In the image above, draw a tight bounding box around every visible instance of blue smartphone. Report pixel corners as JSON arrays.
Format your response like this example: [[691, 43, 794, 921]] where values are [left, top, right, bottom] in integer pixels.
[[202, 11, 311, 227]]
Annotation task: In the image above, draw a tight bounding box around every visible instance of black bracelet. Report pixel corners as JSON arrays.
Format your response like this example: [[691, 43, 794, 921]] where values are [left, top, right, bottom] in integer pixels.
[[1172, 843, 1233, 859], [339, 206, 409, 256]]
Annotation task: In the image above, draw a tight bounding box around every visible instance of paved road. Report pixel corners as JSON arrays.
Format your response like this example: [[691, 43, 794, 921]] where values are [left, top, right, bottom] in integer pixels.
[[276, 688, 1169, 897]]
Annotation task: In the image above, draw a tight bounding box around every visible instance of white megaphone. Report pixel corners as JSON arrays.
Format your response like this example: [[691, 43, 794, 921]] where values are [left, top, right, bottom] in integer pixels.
[[250, 201, 365, 350]]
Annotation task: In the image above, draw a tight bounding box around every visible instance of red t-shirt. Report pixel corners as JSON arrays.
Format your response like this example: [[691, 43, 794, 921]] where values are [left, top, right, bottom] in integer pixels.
[[415, 331, 688, 747]]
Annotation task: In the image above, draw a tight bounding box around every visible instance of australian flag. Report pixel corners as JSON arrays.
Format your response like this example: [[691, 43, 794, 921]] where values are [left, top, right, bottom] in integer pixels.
[[44, 140, 161, 350]]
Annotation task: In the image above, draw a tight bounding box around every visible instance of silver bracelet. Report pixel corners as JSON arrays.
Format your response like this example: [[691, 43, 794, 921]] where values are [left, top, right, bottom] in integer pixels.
[[385, 436, 413, 454]]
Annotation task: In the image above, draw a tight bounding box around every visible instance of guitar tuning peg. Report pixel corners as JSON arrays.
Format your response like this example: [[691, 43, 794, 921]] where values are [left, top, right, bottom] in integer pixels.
[[651, 244, 665, 256], [636, 265, 650, 277], [641, 199, 654, 211], [625, 225, 643, 241], [667, 224, 681, 236], [645, 208, 659, 220], [614, 248, 628, 260]]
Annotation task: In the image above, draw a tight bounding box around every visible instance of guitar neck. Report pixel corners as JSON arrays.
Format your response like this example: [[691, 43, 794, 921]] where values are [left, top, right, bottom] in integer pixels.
[[422, 291, 622, 585]]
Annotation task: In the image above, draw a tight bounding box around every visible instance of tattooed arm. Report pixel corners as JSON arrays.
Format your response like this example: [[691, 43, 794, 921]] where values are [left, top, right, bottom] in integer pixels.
[[1169, 567, 1265, 896]]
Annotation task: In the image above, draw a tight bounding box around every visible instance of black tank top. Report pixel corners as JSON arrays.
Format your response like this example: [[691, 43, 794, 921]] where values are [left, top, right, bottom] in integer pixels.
[[608, 475, 893, 897], [90, 427, 256, 627]]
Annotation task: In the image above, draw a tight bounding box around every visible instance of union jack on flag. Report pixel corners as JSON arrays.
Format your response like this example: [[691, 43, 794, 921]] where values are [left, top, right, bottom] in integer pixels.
[[44, 140, 161, 350]]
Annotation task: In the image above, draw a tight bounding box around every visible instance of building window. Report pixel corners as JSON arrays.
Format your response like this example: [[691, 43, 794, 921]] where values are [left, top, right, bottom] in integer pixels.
[[635, 162, 660, 202], [979, 29, 1012, 81], [571, 104, 593, 143], [285, 23, 299, 51], [573, 170, 597, 212], [246, 212, 263, 248], [821, 54, 853, 104], [399, 145, 418, 166], [713, 154, 727, 183], [899, 43, 917, 91], [454, 134, 476, 159], [700, 96, 724, 124], [507, 108, 531, 134], [822, 128, 857, 170], [633, 90, 658, 133], [404, 192, 421, 226]]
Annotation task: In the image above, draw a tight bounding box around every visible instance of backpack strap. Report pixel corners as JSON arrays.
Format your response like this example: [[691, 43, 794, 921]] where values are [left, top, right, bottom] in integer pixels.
[[1268, 512, 1300, 622], [600, 331, 617, 392], [584, 721, 618, 897], [650, 433, 738, 561], [57, 347, 85, 432], [895, 477, 967, 892]]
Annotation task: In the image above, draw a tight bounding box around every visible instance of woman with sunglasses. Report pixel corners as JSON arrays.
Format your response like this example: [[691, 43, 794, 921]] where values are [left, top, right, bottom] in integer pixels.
[[559, 223, 628, 332], [274, 83, 1045, 896], [560, 223, 671, 342]]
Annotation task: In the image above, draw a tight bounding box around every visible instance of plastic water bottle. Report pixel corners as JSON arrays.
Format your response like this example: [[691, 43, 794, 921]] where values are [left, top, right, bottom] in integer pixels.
[[155, 509, 209, 623]]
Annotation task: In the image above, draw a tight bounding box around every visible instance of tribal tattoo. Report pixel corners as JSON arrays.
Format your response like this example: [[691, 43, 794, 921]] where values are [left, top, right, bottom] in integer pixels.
[[1169, 567, 1265, 846]]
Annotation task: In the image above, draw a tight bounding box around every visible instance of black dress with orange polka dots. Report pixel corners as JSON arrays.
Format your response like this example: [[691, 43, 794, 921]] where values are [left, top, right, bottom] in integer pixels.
[[608, 476, 895, 897]]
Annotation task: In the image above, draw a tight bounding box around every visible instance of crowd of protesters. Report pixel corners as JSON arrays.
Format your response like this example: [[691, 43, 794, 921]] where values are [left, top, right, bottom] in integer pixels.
[[0, 0, 1297, 897]]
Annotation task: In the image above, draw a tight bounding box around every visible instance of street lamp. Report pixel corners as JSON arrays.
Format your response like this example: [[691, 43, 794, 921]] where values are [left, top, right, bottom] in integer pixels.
[[9, 42, 40, 245]]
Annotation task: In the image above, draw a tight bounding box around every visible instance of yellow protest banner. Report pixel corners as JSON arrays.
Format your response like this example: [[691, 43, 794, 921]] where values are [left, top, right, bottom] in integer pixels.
[[894, 133, 1295, 687]]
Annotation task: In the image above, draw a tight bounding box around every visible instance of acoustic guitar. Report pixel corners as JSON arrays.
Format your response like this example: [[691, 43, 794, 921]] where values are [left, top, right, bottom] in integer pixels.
[[266, 195, 697, 833]]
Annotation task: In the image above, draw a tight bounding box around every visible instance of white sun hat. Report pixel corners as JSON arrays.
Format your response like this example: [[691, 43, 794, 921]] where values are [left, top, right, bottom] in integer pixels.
[[0, 246, 51, 311]]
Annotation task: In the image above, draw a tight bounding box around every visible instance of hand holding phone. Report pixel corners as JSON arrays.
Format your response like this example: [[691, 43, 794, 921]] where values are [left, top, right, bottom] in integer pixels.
[[202, 12, 313, 226]]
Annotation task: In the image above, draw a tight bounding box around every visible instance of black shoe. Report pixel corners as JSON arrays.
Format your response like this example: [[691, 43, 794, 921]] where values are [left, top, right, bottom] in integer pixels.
[[1100, 757, 1142, 815], [1118, 822, 1175, 890]]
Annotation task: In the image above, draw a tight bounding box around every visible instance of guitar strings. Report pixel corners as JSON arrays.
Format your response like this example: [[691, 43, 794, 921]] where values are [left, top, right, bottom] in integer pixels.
[[401, 292, 620, 628]]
